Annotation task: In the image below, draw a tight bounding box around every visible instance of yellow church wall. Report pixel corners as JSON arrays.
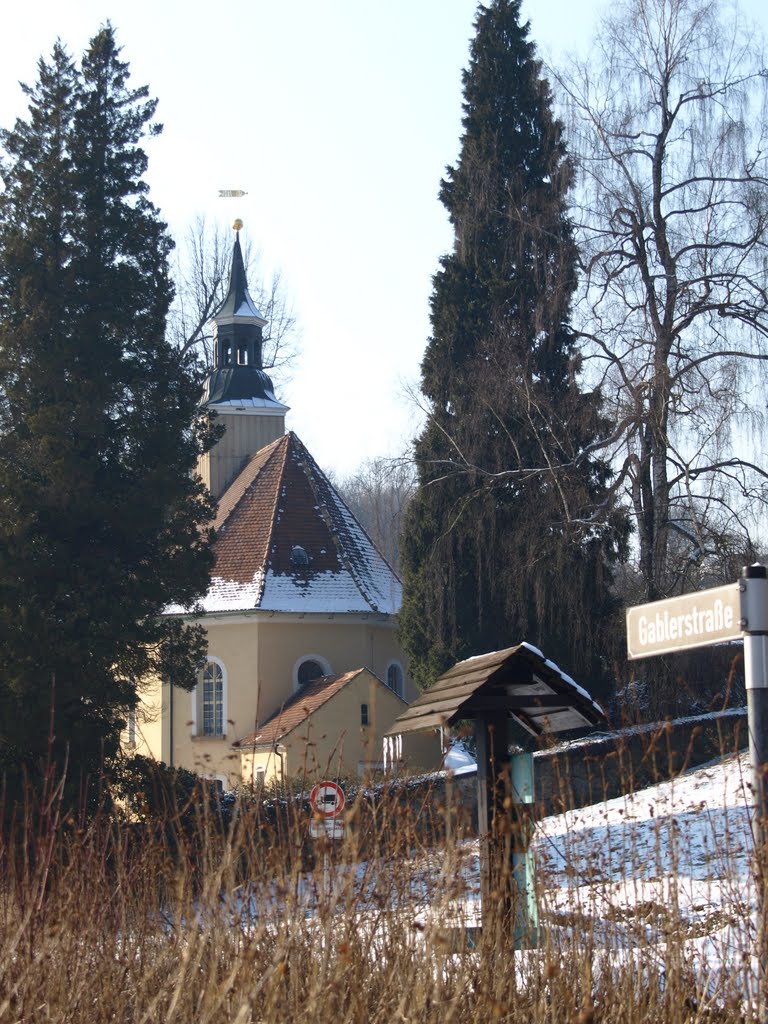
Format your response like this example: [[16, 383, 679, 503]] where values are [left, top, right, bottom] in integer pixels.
[[239, 746, 283, 787], [167, 618, 261, 787], [252, 614, 411, 725], [124, 608, 424, 790], [201, 619, 261, 746], [170, 723, 239, 788], [135, 681, 164, 758], [120, 674, 164, 761]]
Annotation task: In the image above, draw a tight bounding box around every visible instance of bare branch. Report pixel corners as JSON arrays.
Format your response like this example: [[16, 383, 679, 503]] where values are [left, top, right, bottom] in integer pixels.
[[552, 0, 768, 600]]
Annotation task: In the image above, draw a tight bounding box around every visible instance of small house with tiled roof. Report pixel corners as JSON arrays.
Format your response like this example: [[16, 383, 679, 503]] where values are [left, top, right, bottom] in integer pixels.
[[131, 227, 442, 786], [235, 668, 417, 783]]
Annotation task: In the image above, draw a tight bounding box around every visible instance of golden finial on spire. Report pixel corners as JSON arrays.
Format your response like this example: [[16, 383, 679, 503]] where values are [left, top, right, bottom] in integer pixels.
[[233, 218, 244, 232]]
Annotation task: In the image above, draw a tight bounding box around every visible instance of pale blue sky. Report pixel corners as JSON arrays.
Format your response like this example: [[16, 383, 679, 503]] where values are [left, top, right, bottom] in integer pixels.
[[2, 1, 765, 476]]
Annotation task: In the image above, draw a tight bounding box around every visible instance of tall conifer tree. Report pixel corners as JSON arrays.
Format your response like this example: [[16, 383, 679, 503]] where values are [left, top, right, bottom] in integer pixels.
[[0, 27, 215, 791], [400, 0, 627, 692]]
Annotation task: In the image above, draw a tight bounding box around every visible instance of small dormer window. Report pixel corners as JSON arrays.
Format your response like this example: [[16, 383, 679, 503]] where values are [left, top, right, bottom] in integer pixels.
[[290, 545, 310, 567], [298, 659, 325, 687]]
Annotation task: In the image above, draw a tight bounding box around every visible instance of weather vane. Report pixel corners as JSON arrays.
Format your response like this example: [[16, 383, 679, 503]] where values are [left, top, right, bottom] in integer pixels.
[[218, 189, 248, 198]]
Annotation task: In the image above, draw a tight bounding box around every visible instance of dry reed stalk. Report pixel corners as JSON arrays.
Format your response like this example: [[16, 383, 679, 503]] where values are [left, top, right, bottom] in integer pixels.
[[0, 740, 757, 1023]]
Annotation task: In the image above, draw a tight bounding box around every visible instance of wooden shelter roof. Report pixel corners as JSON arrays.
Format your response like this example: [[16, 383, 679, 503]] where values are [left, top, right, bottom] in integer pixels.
[[384, 643, 604, 739]]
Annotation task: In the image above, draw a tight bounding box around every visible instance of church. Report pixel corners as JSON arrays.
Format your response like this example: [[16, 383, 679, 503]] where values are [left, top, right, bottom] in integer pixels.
[[128, 227, 441, 788]]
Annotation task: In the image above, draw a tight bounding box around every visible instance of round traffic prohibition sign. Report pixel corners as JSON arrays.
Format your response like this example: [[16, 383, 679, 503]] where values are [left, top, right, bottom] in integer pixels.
[[309, 780, 346, 818]]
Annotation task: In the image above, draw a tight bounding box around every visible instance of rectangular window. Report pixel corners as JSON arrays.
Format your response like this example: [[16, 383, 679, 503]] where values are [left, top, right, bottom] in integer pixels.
[[361, 703, 369, 726]]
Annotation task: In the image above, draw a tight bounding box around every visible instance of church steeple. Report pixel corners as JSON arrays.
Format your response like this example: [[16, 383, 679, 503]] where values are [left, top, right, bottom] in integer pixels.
[[204, 221, 279, 405], [199, 221, 289, 501]]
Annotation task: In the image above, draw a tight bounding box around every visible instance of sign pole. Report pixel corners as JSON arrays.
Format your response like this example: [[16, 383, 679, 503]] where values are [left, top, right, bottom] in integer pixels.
[[743, 565, 768, 1022], [308, 781, 346, 903], [626, 565, 768, 1017]]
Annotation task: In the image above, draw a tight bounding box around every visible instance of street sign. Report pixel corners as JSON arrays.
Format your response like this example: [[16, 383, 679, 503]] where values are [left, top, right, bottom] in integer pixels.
[[625, 566, 768, 1012], [309, 780, 345, 818], [626, 582, 743, 660], [310, 817, 344, 840]]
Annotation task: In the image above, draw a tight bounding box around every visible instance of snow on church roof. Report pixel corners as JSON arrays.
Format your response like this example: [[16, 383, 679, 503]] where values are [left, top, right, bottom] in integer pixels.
[[185, 432, 402, 616]]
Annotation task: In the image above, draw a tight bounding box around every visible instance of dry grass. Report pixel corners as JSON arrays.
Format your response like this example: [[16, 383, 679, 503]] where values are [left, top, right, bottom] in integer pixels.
[[0, 752, 760, 1024]]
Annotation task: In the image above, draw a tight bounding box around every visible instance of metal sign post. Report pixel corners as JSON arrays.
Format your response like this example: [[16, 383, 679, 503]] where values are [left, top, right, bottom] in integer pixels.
[[627, 566, 768, 1020], [743, 566, 768, 1022], [309, 781, 346, 900], [474, 717, 539, 947]]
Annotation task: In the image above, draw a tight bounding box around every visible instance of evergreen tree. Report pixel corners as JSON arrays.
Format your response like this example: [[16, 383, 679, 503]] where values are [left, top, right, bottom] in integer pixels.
[[0, 27, 215, 795], [399, 0, 628, 694]]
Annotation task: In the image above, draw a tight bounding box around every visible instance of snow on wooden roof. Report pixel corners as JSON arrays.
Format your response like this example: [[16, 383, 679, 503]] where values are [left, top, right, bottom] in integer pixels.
[[384, 643, 605, 739]]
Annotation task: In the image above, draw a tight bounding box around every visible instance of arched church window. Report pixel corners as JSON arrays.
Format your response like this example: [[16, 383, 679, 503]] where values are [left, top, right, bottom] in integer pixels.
[[194, 658, 226, 737], [386, 662, 404, 698], [298, 660, 325, 687], [237, 347, 248, 365], [294, 655, 331, 691]]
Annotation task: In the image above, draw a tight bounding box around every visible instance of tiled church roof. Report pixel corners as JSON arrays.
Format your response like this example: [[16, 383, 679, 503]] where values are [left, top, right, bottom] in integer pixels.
[[179, 432, 402, 615]]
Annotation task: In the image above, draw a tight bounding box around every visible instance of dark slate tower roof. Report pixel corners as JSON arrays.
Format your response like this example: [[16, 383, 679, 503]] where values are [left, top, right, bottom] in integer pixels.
[[173, 432, 402, 616], [202, 226, 284, 409], [214, 230, 264, 321]]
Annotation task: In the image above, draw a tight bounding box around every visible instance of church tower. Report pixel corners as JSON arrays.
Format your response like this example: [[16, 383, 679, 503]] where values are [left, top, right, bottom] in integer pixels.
[[198, 222, 289, 500], [134, 222, 442, 786]]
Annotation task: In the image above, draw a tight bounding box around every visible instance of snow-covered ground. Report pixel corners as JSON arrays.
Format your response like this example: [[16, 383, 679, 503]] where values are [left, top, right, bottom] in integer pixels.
[[224, 748, 762, 1013], [532, 749, 759, 1007], [537, 748, 754, 901], [423, 749, 760, 1005]]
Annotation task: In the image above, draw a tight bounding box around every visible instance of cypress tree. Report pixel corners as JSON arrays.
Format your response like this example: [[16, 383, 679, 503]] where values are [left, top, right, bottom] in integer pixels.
[[399, 0, 628, 693], [0, 28, 215, 794]]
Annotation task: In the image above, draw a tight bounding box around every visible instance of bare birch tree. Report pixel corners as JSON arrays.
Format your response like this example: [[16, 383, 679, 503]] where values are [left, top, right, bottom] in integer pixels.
[[555, 0, 768, 601]]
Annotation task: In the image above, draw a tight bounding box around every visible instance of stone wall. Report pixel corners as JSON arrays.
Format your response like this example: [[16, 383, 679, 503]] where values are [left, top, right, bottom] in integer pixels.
[[531, 707, 746, 816], [388, 708, 748, 840]]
